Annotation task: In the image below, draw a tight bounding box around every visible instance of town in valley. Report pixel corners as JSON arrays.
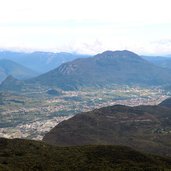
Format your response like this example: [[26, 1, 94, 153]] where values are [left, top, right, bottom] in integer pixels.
[[0, 85, 169, 140]]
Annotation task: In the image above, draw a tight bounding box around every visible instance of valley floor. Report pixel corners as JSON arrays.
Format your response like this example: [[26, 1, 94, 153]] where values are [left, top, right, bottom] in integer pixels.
[[0, 85, 169, 139]]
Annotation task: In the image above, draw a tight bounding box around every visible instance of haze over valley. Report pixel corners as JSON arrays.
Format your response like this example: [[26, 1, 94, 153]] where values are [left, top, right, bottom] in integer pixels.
[[0, 0, 171, 170]]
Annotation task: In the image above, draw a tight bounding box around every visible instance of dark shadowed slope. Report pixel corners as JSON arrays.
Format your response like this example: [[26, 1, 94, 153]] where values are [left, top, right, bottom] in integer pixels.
[[159, 98, 171, 108], [0, 138, 171, 171], [43, 98, 171, 157]]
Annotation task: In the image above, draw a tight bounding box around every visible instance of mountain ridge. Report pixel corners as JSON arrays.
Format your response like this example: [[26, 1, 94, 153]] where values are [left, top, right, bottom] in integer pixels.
[[0, 51, 90, 73], [29, 50, 171, 90], [1, 50, 171, 91]]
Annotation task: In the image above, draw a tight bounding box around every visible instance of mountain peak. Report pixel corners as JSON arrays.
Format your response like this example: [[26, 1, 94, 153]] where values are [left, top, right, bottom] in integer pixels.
[[0, 75, 24, 91], [102, 50, 137, 55], [95, 50, 141, 61], [96, 50, 139, 57]]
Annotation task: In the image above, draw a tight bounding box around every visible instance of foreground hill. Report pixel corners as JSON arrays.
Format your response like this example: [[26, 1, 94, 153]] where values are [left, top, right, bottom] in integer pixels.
[[0, 59, 37, 82], [43, 98, 171, 157], [0, 138, 171, 171]]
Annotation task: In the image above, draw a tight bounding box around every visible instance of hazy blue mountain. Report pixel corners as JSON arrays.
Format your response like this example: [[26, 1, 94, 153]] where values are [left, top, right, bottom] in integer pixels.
[[43, 98, 171, 157], [0, 59, 37, 82], [1, 50, 171, 91], [31, 50, 171, 90], [0, 51, 90, 73], [142, 56, 171, 69]]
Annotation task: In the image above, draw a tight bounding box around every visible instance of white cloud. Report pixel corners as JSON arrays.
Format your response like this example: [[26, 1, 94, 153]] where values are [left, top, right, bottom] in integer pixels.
[[0, 0, 171, 54]]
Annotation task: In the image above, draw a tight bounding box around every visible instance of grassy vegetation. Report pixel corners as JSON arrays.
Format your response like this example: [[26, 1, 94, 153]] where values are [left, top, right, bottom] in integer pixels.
[[43, 104, 171, 157], [0, 138, 171, 171]]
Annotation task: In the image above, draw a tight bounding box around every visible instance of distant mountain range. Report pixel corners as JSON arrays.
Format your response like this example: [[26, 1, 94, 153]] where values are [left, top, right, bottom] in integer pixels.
[[0, 51, 90, 73], [34, 50, 171, 90], [1, 50, 171, 91], [0, 59, 37, 82], [43, 98, 171, 157]]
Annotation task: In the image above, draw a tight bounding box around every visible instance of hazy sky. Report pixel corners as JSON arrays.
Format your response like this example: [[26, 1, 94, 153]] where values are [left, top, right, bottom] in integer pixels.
[[0, 0, 171, 55]]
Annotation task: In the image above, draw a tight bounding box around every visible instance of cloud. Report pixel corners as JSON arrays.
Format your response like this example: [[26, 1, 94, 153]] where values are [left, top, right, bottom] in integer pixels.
[[148, 39, 171, 55], [0, 0, 171, 54]]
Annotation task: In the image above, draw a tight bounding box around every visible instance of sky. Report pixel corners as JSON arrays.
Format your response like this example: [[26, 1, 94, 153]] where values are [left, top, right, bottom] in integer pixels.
[[0, 0, 171, 55]]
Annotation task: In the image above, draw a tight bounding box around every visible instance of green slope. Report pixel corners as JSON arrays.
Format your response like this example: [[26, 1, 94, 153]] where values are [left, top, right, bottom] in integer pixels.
[[0, 138, 171, 171]]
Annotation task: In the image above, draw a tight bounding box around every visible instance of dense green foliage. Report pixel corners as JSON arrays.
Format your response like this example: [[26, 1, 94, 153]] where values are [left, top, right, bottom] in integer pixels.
[[0, 138, 171, 171]]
